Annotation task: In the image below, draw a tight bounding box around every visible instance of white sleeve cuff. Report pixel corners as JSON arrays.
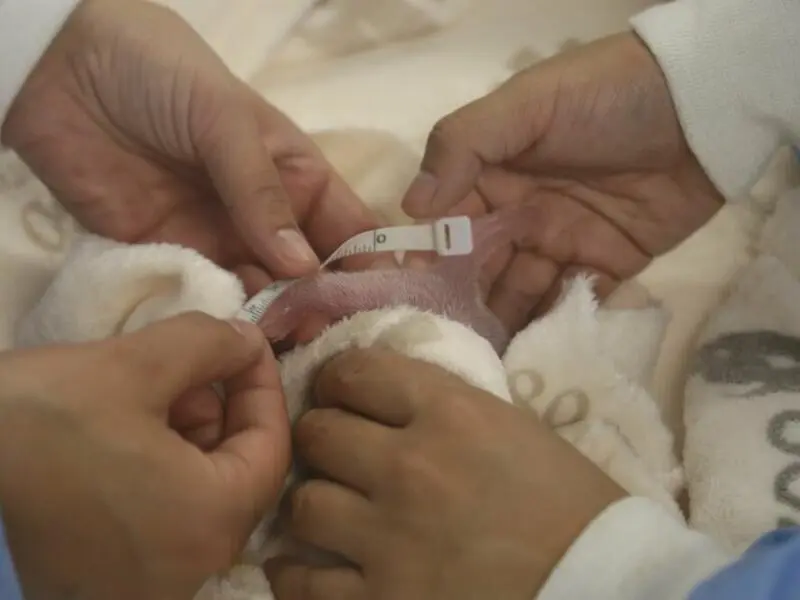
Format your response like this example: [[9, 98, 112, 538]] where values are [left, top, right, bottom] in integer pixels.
[[631, 0, 800, 201], [537, 497, 732, 600], [0, 0, 81, 128]]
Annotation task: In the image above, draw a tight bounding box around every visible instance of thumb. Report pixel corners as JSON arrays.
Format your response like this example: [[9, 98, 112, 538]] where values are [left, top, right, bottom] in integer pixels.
[[402, 74, 542, 219], [197, 97, 319, 279], [401, 111, 483, 219], [208, 339, 291, 530], [114, 312, 266, 410]]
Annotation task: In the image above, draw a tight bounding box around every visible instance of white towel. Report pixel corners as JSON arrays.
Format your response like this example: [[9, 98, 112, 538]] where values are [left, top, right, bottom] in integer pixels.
[[684, 187, 800, 554], [14, 235, 246, 346], [16, 234, 682, 599], [503, 277, 683, 519]]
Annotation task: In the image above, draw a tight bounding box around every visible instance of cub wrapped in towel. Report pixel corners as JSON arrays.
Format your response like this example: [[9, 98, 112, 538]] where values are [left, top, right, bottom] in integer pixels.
[[15, 206, 681, 600]]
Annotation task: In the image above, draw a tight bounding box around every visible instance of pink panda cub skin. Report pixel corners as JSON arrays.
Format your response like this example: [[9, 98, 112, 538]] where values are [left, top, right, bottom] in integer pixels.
[[258, 206, 527, 354]]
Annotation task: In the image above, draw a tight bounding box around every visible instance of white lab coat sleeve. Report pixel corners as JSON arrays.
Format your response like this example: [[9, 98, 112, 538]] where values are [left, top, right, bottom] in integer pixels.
[[537, 497, 733, 599], [631, 0, 800, 201]]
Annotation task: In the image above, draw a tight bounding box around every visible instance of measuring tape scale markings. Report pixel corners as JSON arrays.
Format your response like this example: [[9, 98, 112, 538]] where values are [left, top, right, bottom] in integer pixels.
[[234, 216, 475, 326]]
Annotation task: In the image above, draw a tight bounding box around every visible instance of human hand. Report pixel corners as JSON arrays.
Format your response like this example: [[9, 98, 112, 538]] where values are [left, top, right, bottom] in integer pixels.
[[403, 32, 724, 334], [266, 349, 625, 600], [1, 0, 377, 291], [0, 314, 291, 600]]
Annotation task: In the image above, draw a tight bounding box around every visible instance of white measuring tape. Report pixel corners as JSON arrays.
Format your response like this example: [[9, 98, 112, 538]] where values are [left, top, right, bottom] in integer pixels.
[[235, 216, 474, 325]]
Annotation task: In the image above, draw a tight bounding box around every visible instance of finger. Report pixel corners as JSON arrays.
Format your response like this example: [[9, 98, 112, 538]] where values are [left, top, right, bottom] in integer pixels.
[[113, 313, 265, 408], [299, 172, 380, 270], [286, 479, 375, 562], [266, 557, 366, 600], [233, 264, 273, 298], [487, 251, 560, 333], [401, 119, 482, 219], [402, 77, 538, 219], [294, 408, 392, 493], [211, 341, 292, 532], [314, 349, 420, 426], [247, 97, 379, 270], [512, 185, 651, 278], [196, 96, 319, 278], [170, 386, 224, 450]]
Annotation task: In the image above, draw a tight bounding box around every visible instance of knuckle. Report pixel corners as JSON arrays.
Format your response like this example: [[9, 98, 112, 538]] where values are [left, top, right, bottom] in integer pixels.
[[386, 446, 434, 498], [241, 180, 292, 215], [107, 337, 165, 384], [425, 371, 473, 411], [114, 311, 229, 378], [437, 385, 487, 430], [289, 480, 324, 528], [174, 517, 235, 574], [293, 409, 329, 453], [329, 347, 370, 374], [179, 310, 235, 348], [445, 401, 484, 438], [426, 116, 462, 150], [315, 349, 367, 393], [315, 348, 398, 405]]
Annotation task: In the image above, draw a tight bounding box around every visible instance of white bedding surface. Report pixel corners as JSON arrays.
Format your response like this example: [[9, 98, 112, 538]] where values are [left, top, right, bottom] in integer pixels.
[[1, 0, 797, 443]]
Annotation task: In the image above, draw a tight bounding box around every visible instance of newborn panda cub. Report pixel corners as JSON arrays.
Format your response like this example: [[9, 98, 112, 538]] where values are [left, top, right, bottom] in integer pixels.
[[260, 207, 522, 353], [244, 206, 526, 564]]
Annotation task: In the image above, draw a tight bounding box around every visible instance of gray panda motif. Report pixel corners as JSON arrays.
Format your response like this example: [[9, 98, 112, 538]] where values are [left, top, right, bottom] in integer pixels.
[[694, 330, 800, 396]]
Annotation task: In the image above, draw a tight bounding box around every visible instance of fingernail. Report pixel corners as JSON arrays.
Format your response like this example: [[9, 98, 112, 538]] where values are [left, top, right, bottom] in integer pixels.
[[402, 171, 438, 214], [274, 228, 319, 268]]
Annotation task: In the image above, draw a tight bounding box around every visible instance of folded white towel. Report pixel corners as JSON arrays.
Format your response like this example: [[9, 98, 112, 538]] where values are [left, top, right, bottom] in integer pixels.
[[16, 233, 682, 599], [15, 234, 246, 347], [503, 277, 683, 520]]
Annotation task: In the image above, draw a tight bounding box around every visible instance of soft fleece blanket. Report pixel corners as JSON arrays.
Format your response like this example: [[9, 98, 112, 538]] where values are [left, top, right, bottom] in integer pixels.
[[0, 0, 788, 404], [14, 231, 685, 600], [2, 0, 800, 596]]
